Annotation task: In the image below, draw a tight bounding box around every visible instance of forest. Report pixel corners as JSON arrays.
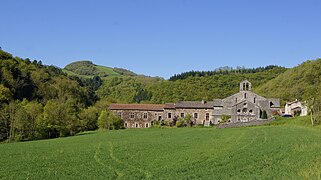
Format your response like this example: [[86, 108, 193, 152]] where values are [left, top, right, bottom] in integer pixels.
[[1, 49, 321, 142]]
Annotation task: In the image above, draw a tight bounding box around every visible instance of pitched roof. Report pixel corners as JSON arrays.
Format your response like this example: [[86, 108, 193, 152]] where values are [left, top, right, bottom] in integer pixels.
[[164, 103, 176, 109], [213, 99, 223, 106], [109, 104, 165, 111], [175, 101, 214, 109]]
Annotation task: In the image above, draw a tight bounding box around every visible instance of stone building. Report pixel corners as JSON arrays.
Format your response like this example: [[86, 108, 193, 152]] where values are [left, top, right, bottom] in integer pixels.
[[212, 80, 280, 123], [109, 80, 280, 128], [169, 101, 214, 126], [284, 100, 308, 116], [108, 104, 165, 128]]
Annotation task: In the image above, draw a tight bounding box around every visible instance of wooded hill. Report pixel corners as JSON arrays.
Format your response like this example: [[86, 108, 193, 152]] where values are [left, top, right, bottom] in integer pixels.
[[256, 59, 321, 103], [1, 49, 321, 142]]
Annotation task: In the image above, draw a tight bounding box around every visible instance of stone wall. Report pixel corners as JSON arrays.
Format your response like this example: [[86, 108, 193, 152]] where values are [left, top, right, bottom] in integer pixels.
[[111, 110, 164, 128]]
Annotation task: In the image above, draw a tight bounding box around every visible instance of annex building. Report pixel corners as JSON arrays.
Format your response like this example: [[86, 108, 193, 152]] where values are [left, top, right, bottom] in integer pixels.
[[109, 80, 280, 128]]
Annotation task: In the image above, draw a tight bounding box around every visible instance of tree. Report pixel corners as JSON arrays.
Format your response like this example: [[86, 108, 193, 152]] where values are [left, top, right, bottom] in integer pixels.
[[0, 50, 13, 60], [79, 106, 99, 131], [184, 114, 192, 127], [0, 84, 13, 103], [98, 110, 110, 130], [23, 100, 43, 139], [305, 85, 321, 126], [98, 110, 123, 130]]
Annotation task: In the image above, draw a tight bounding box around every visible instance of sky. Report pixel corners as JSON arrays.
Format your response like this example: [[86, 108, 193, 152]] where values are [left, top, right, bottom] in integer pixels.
[[1, 0, 321, 79]]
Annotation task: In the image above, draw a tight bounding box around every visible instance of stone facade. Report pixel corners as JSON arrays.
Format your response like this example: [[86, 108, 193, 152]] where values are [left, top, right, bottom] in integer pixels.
[[108, 104, 165, 128], [284, 100, 308, 116], [109, 80, 280, 128]]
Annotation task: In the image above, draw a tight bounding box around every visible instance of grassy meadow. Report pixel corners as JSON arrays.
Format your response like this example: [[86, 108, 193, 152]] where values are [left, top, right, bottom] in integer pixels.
[[1, 117, 321, 179]]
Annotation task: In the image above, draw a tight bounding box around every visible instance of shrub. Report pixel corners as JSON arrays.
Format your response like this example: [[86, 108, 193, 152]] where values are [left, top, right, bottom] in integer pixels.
[[220, 115, 231, 124]]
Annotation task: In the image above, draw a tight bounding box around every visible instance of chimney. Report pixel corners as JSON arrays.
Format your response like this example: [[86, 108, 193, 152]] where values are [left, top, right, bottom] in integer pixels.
[[202, 100, 206, 104]]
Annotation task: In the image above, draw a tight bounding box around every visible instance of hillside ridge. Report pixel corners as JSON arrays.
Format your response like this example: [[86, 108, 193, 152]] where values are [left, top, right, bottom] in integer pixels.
[[63, 60, 137, 78]]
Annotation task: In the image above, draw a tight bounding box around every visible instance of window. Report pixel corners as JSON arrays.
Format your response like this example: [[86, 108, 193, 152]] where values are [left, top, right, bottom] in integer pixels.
[[181, 113, 185, 118], [117, 112, 122, 119], [168, 113, 172, 119], [254, 97, 256, 103], [206, 113, 210, 121], [235, 98, 237, 103], [270, 101, 274, 107], [249, 109, 253, 114], [158, 116, 162, 120], [135, 124, 138, 128], [143, 112, 148, 119], [125, 123, 128, 128], [244, 93, 247, 99], [130, 112, 135, 119], [194, 113, 198, 118], [146, 123, 149, 128]]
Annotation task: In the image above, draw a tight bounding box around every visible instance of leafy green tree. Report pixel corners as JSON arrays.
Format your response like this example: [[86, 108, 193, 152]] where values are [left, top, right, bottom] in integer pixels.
[[0, 50, 13, 60], [0, 84, 13, 103], [23, 100, 43, 139], [79, 106, 99, 131], [98, 110, 123, 130], [98, 110, 110, 130], [304, 85, 321, 126], [184, 114, 192, 126]]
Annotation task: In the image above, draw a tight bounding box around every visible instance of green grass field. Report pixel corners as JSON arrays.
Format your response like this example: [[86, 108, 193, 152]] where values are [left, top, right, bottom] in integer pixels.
[[1, 117, 321, 179]]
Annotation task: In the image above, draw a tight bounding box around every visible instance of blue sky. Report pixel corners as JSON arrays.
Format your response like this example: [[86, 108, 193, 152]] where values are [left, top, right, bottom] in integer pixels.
[[1, 0, 321, 79]]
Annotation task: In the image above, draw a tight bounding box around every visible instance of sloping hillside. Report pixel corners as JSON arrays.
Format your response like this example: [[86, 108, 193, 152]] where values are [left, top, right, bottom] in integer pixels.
[[96, 66, 287, 104], [256, 59, 321, 102], [64, 61, 137, 78]]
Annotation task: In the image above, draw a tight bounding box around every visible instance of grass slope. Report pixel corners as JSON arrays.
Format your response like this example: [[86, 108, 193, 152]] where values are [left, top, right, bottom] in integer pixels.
[[96, 65, 120, 77], [63, 61, 138, 78], [1, 117, 321, 179]]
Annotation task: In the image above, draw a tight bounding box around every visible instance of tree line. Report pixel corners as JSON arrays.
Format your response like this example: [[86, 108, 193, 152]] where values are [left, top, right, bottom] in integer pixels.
[[0, 50, 122, 142], [169, 65, 286, 81]]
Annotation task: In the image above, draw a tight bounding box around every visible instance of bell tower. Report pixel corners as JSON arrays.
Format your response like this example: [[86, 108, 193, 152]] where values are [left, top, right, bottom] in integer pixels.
[[240, 80, 252, 91]]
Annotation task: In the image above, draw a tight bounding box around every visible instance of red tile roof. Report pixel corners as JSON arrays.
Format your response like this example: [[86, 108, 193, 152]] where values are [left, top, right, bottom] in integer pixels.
[[109, 104, 165, 111]]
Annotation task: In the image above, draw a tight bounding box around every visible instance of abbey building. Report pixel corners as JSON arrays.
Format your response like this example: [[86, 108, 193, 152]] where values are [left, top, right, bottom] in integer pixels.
[[109, 81, 280, 128]]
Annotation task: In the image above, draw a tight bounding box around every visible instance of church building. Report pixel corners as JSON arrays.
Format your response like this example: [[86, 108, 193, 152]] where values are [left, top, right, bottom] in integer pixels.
[[109, 80, 280, 128]]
